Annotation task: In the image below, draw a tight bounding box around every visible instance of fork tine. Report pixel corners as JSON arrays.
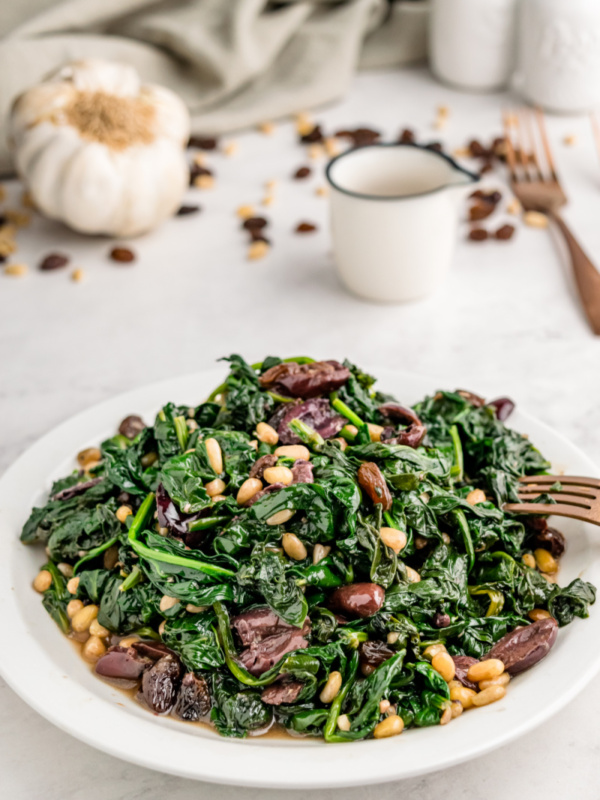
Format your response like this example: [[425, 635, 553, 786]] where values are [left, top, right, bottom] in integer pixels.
[[519, 475, 600, 489], [522, 108, 546, 182], [517, 492, 594, 508], [534, 107, 559, 184], [503, 110, 519, 183], [503, 502, 593, 521]]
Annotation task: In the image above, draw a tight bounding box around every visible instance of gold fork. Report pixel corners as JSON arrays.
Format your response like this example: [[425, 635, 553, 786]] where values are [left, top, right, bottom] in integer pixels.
[[503, 108, 600, 335], [504, 474, 600, 524]]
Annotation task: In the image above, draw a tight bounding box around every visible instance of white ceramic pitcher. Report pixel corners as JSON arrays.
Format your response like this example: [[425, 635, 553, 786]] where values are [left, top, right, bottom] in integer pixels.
[[325, 144, 479, 303]]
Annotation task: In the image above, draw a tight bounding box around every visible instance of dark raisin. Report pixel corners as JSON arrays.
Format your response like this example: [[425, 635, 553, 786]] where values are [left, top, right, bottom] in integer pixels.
[[118, 414, 146, 439], [295, 222, 317, 233], [189, 164, 213, 185], [468, 140, 488, 157], [469, 201, 495, 221], [398, 128, 416, 144], [110, 247, 136, 263], [242, 217, 268, 231], [39, 253, 69, 271], [300, 125, 324, 144], [496, 224, 516, 240], [432, 612, 451, 628], [176, 205, 201, 216], [357, 462, 392, 511], [293, 166, 311, 179], [479, 160, 494, 175], [468, 228, 488, 242], [187, 135, 218, 150]]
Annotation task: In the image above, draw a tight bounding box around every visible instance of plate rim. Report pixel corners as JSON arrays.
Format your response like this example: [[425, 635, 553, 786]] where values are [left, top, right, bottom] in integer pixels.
[[1, 366, 599, 788]]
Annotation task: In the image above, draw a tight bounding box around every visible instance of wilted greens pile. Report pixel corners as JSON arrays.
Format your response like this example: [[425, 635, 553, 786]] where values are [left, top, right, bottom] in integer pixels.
[[22, 355, 596, 740]]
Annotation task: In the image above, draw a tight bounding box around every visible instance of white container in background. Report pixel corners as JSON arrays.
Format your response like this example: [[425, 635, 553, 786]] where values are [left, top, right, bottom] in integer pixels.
[[325, 144, 478, 304], [517, 0, 600, 113], [429, 0, 518, 91]]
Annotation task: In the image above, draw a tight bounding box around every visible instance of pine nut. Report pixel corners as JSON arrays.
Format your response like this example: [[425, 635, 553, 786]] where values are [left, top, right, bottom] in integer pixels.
[[441, 532, 451, 545], [255, 422, 279, 445], [440, 705, 453, 725], [472, 685, 506, 707], [467, 659, 505, 683], [373, 714, 404, 739], [211, 494, 226, 502], [368, 424, 384, 442], [406, 566, 421, 583], [89, 619, 109, 638], [267, 509, 295, 526], [379, 527, 407, 554], [274, 445, 310, 460], [379, 699, 391, 714], [387, 632, 400, 644], [282, 533, 307, 561], [205, 438, 223, 474], [71, 604, 99, 633], [77, 447, 101, 467], [449, 685, 477, 709], [313, 544, 331, 565], [119, 636, 140, 648], [423, 643, 446, 660], [186, 604, 207, 613], [522, 553, 536, 568], [337, 714, 351, 732], [249, 439, 258, 451], [116, 505, 132, 523], [67, 576, 80, 594], [450, 700, 464, 718], [432, 651, 456, 682], [67, 599, 84, 618], [466, 489, 486, 505], [319, 671, 342, 703], [263, 466, 293, 485], [160, 595, 179, 612], [479, 672, 510, 691], [237, 478, 263, 505], [33, 570, 52, 593], [57, 562, 73, 578], [534, 548, 558, 574], [523, 210, 549, 229], [205, 478, 226, 497], [415, 536, 428, 549], [333, 438, 348, 451], [343, 425, 358, 438], [528, 608, 551, 621], [82, 635, 107, 663]]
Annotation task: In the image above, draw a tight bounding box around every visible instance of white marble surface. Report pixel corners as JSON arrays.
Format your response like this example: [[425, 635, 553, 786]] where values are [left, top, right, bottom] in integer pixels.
[[2, 66, 600, 798]]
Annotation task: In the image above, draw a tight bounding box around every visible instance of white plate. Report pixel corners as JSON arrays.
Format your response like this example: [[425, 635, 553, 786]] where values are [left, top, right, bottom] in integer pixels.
[[1, 368, 599, 789]]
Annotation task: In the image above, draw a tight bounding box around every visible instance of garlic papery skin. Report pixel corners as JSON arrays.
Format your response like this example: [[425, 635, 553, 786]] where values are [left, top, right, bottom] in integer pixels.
[[10, 59, 191, 237]]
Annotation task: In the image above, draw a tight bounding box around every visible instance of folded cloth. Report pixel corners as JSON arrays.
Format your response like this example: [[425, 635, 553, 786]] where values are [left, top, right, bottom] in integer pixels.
[[0, 0, 428, 174]]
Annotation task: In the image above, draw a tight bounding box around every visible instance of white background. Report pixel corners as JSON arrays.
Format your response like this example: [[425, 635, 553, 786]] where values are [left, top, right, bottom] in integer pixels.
[[2, 66, 600, 798]]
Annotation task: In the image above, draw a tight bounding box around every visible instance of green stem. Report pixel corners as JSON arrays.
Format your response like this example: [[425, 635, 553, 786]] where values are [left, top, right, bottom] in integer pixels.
[[187, 515, 229, 532], [119, 565, 143, 592], [469, 585, 505, 617], [174, 415, 189, 452], [44, 560, 69, 601], [450, 508, 474, 572], [288, 418, 324, 449], [73, 536, 119, 575], [449, 425, 464, 482], [323, 650, 360, 743], [128, 494, 235, 579], [330, 393, 364, 428]]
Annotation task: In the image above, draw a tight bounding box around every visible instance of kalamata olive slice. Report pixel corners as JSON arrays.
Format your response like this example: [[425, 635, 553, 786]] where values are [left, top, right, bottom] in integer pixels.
[[529, 518, 566, 557], [95, 646, 151, 683], [259, 360, 350, 398], [451, 656, 479, 690], [118, 414, 146, 439], [249, 454, 278, 479], [487, 397, 515, 421], [141, 654, 182, 714], [132, 640, 175, 661], [51, 477, 103, 502], [237, 619, 311, 676], [357, 462, 392, 511], [432, 612, 451, 629], [173, 672, 211, 720], [359, 640, 395, 675], [261, 680, 304, 705], [291, 459, 314, 484], [232, 607, 300, 646], [273, 398, 345, 445], [329, 583, 385, 618], [485, 618, 558, 675]]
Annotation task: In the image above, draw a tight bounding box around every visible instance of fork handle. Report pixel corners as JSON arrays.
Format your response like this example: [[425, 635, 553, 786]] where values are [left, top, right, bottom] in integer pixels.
[[550, 211, 600, 335]]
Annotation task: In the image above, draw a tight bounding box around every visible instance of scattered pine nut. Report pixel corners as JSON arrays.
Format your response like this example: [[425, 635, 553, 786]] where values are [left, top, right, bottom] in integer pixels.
[[223, 142, 238, 157], [194, 174, 215, 190], [523, 210, 549, 229], [308, 144, 325, 160], [296, 118, 314, 136], [433, 117, 447, 131], [453, 147, 471, 158], [506, 197, 522, 215], [563, 134, 577, 146], [4, 263, 27, 277], [262, 195, 275, 207], [193, 153, 206, 167], [248, 240, 270, 260], [315, 186, 329, 197], [265, 179, 277, 191], [71, 268, 85, 282], [237, 204, 255, 220], [437, 105, 450, 118], [324, 137, 341, 157], [258, 121, 275, 135]]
